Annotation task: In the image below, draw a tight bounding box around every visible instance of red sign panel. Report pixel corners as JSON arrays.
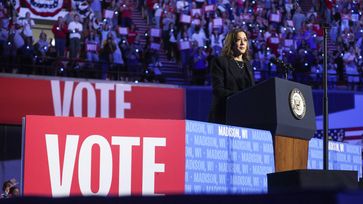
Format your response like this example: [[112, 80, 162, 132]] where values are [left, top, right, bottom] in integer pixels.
[[0, 76, 185, 125], [23, 115, 185, 196]]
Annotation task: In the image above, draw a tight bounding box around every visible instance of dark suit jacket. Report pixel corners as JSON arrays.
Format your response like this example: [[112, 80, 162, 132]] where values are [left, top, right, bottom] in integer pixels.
[[208, 56, 255, 124]]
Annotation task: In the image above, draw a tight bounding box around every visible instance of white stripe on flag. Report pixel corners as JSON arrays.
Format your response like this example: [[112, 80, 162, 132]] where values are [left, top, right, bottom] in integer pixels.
[[345, 130, 363, 137]]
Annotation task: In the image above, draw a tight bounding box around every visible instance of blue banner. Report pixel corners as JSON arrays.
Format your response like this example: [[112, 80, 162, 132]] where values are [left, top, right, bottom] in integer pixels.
[[185, 120, 274, 194], [308, 139, 362, 176], [185, 120, 362, 194]]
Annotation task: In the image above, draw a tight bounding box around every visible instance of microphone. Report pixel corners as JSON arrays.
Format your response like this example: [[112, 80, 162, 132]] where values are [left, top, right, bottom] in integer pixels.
[[270, 57, 294, 71]]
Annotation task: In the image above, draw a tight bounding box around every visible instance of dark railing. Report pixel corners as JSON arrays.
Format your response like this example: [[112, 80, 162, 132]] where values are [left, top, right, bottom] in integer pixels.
[[0, 55, 148, 82], [1, 55, 362, 90], [252, 70, 363, 91]]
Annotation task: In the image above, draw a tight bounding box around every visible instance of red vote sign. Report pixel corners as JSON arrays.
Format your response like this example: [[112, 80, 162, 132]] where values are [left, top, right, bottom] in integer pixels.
[[23, 115, 185, 196], [0, 76, 185, 125]]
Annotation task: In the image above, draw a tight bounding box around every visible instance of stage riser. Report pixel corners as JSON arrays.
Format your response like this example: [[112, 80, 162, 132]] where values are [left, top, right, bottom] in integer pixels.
[[3, 118, 359, 197]]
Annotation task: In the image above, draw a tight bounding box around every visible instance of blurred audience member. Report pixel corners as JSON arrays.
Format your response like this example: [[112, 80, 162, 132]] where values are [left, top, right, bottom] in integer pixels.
[[52, 16, 68, 57], [68, 14, 83, 59]]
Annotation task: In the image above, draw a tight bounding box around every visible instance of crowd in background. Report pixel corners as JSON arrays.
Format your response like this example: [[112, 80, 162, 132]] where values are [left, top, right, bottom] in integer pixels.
[[141, 0, 363, 86], [1, 2, 363, 195], [0, 0, 362, 87]]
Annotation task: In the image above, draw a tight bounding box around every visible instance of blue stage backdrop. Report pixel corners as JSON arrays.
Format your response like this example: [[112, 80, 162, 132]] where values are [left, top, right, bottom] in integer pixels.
[[185, 120, 362, 194]]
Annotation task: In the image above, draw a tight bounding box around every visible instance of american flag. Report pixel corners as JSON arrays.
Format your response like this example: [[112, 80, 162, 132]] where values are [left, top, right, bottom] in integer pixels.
[[342, 127, 363, 147], [314, 128, 345, 142], [314, 127, 363, 146]]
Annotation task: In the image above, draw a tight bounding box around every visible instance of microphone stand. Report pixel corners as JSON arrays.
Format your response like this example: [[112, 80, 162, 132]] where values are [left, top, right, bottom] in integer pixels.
[[272, 59, 292, 80], [282, 63, 293, 80], [323, 24, 329, 170], [283, 65, 289, 80]]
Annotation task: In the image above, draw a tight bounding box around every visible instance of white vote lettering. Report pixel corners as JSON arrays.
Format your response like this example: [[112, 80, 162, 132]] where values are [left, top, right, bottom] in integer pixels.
[[45, 134, 166, 196], [50, 81, 131, 118]]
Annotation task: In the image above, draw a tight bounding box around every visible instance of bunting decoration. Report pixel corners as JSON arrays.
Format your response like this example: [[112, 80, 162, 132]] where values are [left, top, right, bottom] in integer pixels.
[[22, 0, 64, 17]]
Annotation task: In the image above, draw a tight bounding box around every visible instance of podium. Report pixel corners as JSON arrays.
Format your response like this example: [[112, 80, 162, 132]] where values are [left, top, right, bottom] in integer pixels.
[[226, 78, 358, 192], [226, 78, 316, 172]]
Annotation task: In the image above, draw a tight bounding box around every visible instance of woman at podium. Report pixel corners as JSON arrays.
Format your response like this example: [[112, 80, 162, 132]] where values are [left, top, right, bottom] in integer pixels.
[[208, 28, 255, 124]]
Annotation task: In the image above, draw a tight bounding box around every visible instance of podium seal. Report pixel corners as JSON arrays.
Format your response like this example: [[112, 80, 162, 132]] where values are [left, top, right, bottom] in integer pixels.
[[289, 88, 306, 120]]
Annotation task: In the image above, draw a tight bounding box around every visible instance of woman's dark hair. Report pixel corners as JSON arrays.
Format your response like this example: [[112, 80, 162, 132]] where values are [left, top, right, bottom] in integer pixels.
[[221, 28, 250, 61]]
